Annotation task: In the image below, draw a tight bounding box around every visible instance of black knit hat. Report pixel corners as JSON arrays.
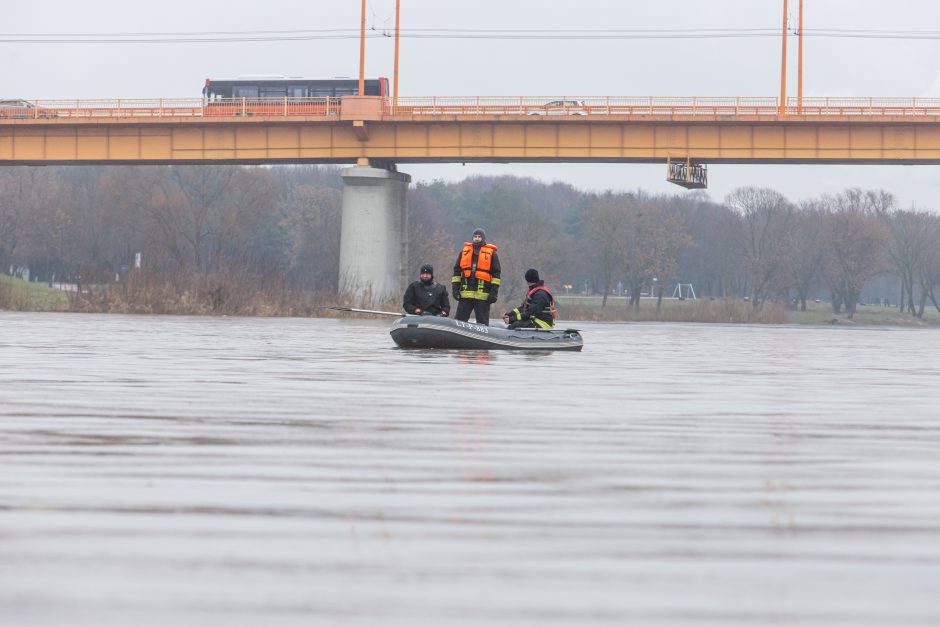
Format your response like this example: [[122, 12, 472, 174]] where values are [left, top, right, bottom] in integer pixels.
[[524, 268, 540, 283], [420, 264, 433, 276], [472, 227, 486, 242]]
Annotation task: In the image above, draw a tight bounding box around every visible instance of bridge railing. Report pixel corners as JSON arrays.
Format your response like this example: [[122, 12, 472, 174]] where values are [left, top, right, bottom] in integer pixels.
[[387, 96, 782, 116], [201, 97, 340, 117], [0, 97, 340, 119], [790, 97, 940, 116], [388, 96, 940, 117], [5, 97, 940, 120], [12, 99, 205, 118]]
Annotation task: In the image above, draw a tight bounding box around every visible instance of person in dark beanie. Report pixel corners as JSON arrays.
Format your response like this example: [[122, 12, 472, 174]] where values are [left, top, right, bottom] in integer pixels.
[[403, 263, 450, 316], [451, 227, 501, 325], [503, 268, 556, 329]]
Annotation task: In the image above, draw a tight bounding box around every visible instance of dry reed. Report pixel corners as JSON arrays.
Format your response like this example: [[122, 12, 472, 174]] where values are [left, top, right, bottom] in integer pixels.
[[63, 272, 403, 318], [7, 272, 787, 325]]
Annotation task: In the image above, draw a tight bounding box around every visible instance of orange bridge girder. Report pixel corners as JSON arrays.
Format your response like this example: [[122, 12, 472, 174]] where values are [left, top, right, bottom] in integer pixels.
[[3, 114, 940, 165]]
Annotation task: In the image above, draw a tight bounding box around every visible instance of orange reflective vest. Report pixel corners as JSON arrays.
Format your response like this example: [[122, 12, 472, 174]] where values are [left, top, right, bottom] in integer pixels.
[[458, 243, 498, 282]]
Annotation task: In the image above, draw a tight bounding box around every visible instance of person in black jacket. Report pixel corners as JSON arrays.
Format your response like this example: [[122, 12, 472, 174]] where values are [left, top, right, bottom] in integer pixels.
[[503, 268, 556, 329], [403, 264, 450, 316]]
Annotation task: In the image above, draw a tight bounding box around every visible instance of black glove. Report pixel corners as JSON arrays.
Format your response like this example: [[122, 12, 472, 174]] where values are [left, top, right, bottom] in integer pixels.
[[451, 285, 461, 301], [487, 288, 498, 304]]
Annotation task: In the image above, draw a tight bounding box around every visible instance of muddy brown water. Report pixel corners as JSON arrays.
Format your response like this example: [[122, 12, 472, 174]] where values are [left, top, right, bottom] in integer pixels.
[[1, 312, 938, 626]]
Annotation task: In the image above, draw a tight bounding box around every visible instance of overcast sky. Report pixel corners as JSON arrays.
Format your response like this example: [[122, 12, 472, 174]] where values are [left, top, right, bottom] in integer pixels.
[[6, 0, 940, 207]]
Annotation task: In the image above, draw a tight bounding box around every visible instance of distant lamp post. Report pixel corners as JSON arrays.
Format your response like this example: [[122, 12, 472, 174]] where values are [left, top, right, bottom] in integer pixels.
[[563, 283, 572, 294], [652, 277, 658, 298]]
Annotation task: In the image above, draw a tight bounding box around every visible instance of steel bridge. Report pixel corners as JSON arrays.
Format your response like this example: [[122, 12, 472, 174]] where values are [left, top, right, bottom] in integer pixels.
[[4, 93, 939, 302], [3, 96, 940, 170]]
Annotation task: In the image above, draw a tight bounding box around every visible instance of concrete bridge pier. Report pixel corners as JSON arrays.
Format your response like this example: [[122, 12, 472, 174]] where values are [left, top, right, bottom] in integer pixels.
[[338, 165, 411, 304]]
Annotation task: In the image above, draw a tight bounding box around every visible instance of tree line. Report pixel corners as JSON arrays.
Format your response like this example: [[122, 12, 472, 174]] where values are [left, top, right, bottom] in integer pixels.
[[1, 164, 938, 318]]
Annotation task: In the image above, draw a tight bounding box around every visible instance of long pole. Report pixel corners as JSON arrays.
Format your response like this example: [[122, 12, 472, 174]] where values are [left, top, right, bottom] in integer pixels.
[[798, 0, 804, 113], [330, 307, 406, 317], [393, 0, 401, 109], [780, 0, 788, 115], [358, 0, 367, 96]]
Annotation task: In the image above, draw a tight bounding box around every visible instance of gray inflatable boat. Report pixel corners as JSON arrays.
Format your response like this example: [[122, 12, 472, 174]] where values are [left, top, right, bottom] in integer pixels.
[[390, 316, 583, 351]]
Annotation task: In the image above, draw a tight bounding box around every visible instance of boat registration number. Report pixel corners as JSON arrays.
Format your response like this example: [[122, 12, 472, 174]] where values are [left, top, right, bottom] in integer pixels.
[[455, 321, 489, 334]]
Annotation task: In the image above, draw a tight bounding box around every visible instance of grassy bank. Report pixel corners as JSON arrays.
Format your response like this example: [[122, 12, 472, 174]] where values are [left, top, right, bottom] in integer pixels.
[[787, 301, 940, 326], [0, 275, 70, 311], [556, 295, 940, 326], [4, 273, 938, 327], [1, 273, 401, 318], [555, 296, 789, 324]]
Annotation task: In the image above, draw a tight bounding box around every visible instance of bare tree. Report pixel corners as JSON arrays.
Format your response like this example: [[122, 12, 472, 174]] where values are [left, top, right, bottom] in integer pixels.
[[279, 183, 343, 291], [787, 201, 827, 311], [168, 166, 239, 271], [0, 169, 26, 272], [622, 202, 691, 309], [498, 217, 562, 300], [820, 189, 891, 318], [7, 168, 75, 281], [107, 167, 188, 273], [584, 194, 631, 307], [726, 187, 796, 309], [676, 199, 744, 299], [886, 209, 934, 316], [915, 213, 940, 315], [622, 205, 652, 308], [211, 168, 279, 275], [646, 207, 692, 311]]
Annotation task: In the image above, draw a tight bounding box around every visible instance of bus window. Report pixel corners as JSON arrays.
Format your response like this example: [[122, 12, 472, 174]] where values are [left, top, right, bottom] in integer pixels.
[[233, 86, 258, 98], [260, 86, 287, 98]]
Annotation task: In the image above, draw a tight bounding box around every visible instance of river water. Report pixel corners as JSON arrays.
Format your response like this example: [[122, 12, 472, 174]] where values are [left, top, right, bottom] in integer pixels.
[[1, 312, 938, 626]]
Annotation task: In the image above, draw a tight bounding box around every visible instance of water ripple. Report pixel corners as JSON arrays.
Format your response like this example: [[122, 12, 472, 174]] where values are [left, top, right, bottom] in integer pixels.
[[1, 312, 939, 626]]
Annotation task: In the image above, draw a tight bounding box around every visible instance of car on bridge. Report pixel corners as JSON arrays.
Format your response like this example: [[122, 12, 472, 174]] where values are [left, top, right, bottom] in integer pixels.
[[529, 100, 588, 116], [0, 99, 55, 119]]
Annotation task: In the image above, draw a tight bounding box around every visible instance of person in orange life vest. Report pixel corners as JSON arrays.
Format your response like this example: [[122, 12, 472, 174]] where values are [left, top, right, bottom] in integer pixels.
[[451, 227, 501, 326], [503, 268, 556, 330], [403, 263, 450, 316]]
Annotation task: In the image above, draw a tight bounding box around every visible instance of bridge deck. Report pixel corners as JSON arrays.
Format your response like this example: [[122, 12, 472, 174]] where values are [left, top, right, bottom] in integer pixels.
[[3, 97, 940, 165], [4, 96, 940, 119]]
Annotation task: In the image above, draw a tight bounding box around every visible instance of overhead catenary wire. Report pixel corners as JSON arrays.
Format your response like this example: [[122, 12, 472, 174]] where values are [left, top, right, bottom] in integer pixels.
[[3, 27, 940, 44]]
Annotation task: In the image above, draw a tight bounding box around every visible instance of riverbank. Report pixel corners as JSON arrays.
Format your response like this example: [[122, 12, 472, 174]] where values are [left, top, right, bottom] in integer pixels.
[[3, 275, 937, 326], [555, 295, 940, 327], [0, 275, 69, 311]]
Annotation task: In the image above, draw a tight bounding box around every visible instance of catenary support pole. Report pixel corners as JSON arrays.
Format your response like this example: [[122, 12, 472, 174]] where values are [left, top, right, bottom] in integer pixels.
[[358, 0, 367, 96], [798, 0, 804, 113], [780, 0, 788, 116], [394, 0, 401, 110]]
